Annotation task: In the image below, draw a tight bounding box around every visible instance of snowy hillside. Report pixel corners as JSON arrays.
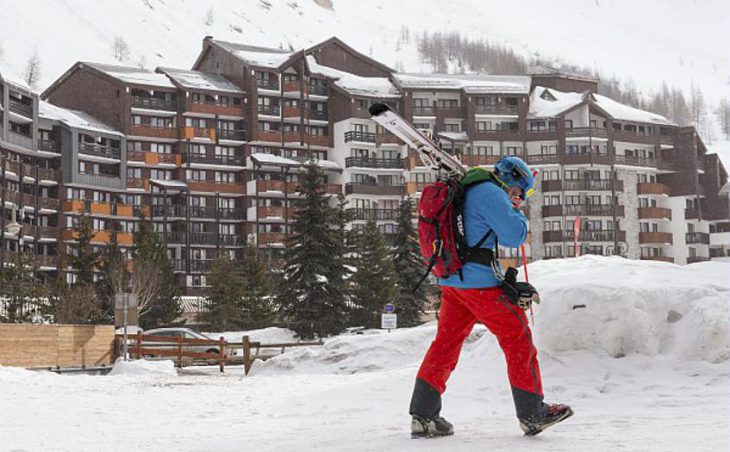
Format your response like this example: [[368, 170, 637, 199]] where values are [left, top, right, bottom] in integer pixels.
[[1, 256, 728, 451], [0, 0, 727, 98]]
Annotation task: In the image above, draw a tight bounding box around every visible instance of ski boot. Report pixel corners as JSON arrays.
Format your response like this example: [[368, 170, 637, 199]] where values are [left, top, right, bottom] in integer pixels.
[[411, 414, 454, 438], [519, 403, 573, 436]]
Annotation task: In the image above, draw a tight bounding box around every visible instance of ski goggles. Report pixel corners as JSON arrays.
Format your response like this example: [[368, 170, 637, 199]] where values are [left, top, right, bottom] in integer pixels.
[[509, 165, 537, 199]]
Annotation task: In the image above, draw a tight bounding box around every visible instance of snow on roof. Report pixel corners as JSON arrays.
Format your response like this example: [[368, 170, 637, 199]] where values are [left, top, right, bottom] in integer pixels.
[[0, 62, 32, 92], [593, 93, 673, 125], [39, 101, 123, 136], [438, 131, 469, 142], [250, 153, 301, 167], [392, 73, 531, 94], [307, 56, 399, 98], [212, 40, 296, 69], [157, 68, 243, 94], [528, 86, 585, 118], [84, 62, 175, 88], [150, 179, 188, 189], [304, 158, 342, 171]]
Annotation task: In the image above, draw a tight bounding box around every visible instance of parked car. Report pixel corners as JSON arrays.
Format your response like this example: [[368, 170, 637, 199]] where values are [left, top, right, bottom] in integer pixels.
[[142, 328, 223, 358]]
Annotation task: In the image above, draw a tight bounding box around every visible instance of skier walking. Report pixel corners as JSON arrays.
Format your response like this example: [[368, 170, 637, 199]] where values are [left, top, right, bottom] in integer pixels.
[[409, 156, 573, 438]]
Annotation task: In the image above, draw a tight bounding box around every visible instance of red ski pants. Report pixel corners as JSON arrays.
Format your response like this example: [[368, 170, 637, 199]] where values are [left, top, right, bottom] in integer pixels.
[[417, 286, 543, 396]]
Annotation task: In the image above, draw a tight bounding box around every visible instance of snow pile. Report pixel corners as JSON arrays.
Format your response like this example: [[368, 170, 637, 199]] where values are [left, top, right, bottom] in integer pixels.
[[108, 358, 177, 377], [529, 256, 729, 363], [254, 256, 729, 377], [208, 326, 298, 344]]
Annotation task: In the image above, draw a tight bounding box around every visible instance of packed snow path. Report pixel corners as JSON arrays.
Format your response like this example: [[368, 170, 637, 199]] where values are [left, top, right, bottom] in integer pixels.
[[1, 257, 728, 451]]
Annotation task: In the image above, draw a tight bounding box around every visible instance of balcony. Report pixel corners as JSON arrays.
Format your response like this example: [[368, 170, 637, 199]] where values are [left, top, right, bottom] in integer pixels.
[[347, 208, 400, 221], [565, 127, 608, 139], [637, 183, 670, 196], [462, 155, 500, 167], [566, 204, 624, 217], [541, 180, 562, 192], [687, 256, 710, 264], [412, 106, 435, 116], [257, 130, 282, 142], [640, 255, 674, 263], [525, 154, 559, 165], [543, 230, 626, 243], [562, 179, 623, 192], [541, 205, 563, 217], [564, 153, 612, 165], [187, 181, 246, 195], [306, 134, 330, 147], [126, 178, 149, 191], [78, 142, 122, 160], [37, 139, 59, 153], [345, 157, 403, 169], [345, 182, 404, 196], [685, 232, 710, 245], [344, 131, 376, 143], [638, 207, 672, 220], [9, 99, 33, 118], [684, 207, 700, 220], [219, 208, 246, 220], [309, 110, 329, 121], [257, 79, 279, 91], [131, 96, 176, 111], [129, 124, 178, 139], [189, 101, 242, 117], [257, 105, 281, 116], [474, 105, 518, 115], [639, 232, 673, 245], [258, 206, 286, 219], [184, 152, 245, 166], [307, 84, 328, 96], [612, 129, 657, 145], [217, 129, 246, 141], [171, 259, 214, 273], [258, 232, 289, 246], [181, 126, 215, 140], [151, 204, 187, 218], [615, 155, 657, 168]]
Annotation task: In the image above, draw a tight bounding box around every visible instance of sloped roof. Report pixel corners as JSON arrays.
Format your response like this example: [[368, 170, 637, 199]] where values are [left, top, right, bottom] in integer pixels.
[[592, 93, 673, 125], [306, 56, 398, 98], [209, 39, 298, 69], [528, 86, 586, 118], [157, 67, 243, 94], [83, 62, 175, 88], [392, 73, 530, 94], [39, 101, 124, 136]]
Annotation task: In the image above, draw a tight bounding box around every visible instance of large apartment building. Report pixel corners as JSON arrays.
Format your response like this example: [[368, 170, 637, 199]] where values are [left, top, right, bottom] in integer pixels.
[[0, 36, 727, 296]]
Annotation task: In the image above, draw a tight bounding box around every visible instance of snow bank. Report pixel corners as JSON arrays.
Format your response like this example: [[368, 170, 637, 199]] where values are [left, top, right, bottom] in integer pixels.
[[206, 327, 298, 344], [529, 256, 730, 363], [107, 358, 177, 377], [255, 256, 729, 377]]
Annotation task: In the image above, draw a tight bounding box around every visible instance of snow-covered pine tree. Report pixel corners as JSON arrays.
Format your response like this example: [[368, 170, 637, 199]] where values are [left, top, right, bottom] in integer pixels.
[[391, 197, 427, 327], [205, 253, 245, 331], [349, 219, 396, 329], [66, 213, 99, 286], [240, 242, 275, 329], [279, 163, 348, 339]]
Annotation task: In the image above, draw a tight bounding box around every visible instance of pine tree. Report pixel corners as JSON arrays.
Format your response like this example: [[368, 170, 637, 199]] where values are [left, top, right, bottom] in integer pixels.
[[0, 251, 48, 322], [205, 253, 245, 331], [66, 213, 99, 286], [391, 197, 427, 327], [349, 219, 396, 328], [131, 214, 180, 329], [279, 163, 349, 339], [240, 243, 275, 329]]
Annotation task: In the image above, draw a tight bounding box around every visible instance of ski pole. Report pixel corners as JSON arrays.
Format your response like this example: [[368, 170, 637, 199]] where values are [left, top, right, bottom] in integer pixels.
[[520, 243, 534, 326]]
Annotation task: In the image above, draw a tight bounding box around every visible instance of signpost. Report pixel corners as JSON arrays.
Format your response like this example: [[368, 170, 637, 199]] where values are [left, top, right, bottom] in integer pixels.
[[382, 303, 397, 332]]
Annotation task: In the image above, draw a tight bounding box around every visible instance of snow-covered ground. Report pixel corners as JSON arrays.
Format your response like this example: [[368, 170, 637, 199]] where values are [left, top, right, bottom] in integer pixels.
[[1, 256, 728, 451]]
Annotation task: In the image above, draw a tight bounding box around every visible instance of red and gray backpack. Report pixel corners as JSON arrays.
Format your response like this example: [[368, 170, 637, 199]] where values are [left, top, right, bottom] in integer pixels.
[[414, 168, 498, 290]]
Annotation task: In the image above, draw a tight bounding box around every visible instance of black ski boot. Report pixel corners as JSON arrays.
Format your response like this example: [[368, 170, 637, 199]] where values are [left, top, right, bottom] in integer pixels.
[[409, 378, 454, 438], [519, 403, 574, 436], [411, 414, 454, 438]]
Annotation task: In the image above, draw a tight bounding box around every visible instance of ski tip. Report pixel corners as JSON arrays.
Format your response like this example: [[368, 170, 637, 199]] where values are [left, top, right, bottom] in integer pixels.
[[368, 102, 391, 117]]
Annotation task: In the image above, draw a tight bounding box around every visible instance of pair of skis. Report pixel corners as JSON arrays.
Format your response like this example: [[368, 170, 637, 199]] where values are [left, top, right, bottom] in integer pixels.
[[368, 103, 466, 178]]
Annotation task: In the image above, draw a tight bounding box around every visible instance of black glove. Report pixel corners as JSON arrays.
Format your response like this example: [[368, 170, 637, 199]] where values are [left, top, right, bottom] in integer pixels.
[[500, 267, 540, 311]]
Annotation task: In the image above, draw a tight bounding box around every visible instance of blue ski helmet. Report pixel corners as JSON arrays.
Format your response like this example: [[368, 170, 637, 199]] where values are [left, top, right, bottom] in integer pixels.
[[494, 156, 535, 199]]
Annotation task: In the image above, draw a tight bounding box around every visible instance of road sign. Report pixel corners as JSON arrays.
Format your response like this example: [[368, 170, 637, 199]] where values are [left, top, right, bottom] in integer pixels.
[[381, 313, 397, 330], [384, 303, 394, 313]]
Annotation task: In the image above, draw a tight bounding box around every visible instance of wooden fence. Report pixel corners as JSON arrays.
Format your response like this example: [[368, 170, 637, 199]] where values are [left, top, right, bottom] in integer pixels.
[[0, 324, 115, 368], [115, 333, 323, 374]]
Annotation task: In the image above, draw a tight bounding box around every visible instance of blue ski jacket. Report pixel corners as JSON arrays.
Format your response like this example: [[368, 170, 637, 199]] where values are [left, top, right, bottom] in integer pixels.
[[439, 181, 528, 289]]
